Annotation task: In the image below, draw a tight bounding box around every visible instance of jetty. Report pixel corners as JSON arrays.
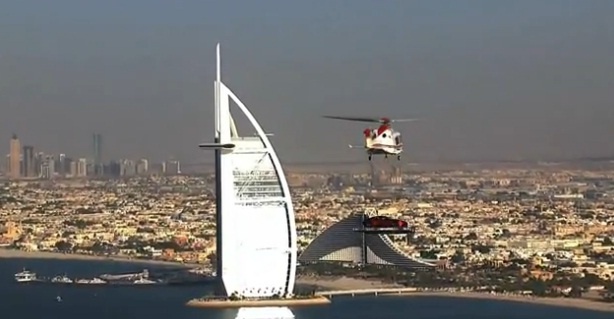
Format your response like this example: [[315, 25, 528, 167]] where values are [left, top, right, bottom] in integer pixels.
[[186, 295, 331, 308], [315, 287, 420, 297]]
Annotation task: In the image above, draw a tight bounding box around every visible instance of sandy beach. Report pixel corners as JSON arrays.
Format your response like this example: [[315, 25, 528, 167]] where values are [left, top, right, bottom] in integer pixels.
[[0, 248, 200, 268], [296, 275, 614, 313]]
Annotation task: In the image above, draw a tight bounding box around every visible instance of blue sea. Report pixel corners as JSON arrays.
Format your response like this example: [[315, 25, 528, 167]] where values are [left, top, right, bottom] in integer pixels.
[[1, 258, 612, 319]]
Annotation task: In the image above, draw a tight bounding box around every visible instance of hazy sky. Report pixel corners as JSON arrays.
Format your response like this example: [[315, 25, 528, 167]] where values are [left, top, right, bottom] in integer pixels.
[[1, 0, 613, 163]]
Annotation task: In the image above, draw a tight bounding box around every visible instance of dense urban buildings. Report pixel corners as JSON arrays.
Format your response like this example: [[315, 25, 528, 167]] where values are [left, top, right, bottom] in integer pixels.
[[2, 135, 614, 300], [2, 134, 180, 179], [1, 165, 613, 268]]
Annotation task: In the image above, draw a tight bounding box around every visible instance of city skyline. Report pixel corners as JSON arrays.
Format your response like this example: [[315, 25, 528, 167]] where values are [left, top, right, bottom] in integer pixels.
[[5, 129, 614, 167], [3, 132, 184, 162], [2, 133, 181, 179]]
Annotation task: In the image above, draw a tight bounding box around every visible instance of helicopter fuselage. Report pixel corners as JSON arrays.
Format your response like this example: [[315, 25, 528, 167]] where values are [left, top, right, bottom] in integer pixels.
[[322, 115, 416, 162], [362, 125, 403, 160]]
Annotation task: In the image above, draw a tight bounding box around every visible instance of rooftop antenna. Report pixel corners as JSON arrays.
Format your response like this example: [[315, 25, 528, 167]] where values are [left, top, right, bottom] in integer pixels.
[[216, 43, 221, 83], [199, 43, 235, 150], [215, 43, 221, 137]]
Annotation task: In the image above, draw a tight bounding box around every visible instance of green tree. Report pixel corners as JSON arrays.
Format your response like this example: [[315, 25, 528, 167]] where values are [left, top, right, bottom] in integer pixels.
[[569, 286, 583, 297], [55, 240, 73, 252], [451, 251, 465, 264], [526, 279, 548, 296]]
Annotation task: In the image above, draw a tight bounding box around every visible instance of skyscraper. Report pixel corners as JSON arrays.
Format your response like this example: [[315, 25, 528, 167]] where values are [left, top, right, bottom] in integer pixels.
[[34, 152, 43, 177], [164, 160, 181, 175], [136, 159, 149, 175], [9, 134, 21, 179], [92, 133, 103, 175], [77, 158, 87, 177], [22, 146, 34, 178], [69, 161, 77, 177], [58, 153, 66, 176], [41, 156, 55, 179]]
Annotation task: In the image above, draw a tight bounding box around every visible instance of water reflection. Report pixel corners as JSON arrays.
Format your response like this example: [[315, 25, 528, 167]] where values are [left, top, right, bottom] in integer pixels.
[[235, 307, 295, 319]]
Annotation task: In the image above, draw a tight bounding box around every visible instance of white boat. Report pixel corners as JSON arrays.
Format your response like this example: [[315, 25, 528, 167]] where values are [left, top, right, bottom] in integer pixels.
[[51, 275, 73, 284], [133, 278, 156, 285], [14, 269, 37, 282], [188, 267, 209, 275], [75, 278, 107, 285]]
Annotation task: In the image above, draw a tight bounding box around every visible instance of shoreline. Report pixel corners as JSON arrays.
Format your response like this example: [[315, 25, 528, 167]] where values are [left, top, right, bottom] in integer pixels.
[[400, 291, 614, 313], [296, 276, 614, 313], [0, 248, 201, 268], [1, 257, 611, 312]]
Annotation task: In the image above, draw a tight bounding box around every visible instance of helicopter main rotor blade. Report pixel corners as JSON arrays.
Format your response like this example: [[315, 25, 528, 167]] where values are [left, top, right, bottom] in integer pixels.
[[322, 115, 381, 123], [390, 118, 421, 123]]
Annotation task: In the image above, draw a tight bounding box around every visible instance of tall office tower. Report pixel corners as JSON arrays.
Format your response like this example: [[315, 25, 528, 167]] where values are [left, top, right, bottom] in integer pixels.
[[22, 146, 35, 178], [119, 159, 136, 176], [40, 163, 49, 179], [164, 160, 180, 175], [390, 165, 403, 185], [69, 161, 77, 177], [64, 157, 73, 176], [9, 134, 21, 179], [107, 160, 120, 177], [86, 162, 94, 176], [149, 162, 163, 175], [77, 158, 87, 177], [40, 156, 53, 179], [58, 154, 66, 176], [47, 157, 56, 178], [136, 159, 149, 175], [176, 161, 181, 174], [34, 152, 44, 177], [92, 133, 103, 175]]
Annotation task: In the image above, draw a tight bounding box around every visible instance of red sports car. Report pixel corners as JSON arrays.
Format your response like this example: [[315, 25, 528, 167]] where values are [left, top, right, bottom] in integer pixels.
[[363, 216, 408, 228]]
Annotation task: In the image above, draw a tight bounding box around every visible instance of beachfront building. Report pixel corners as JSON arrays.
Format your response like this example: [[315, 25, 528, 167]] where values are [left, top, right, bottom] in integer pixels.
[[298, 213, 436, 269], [200, 44, 297, 299]]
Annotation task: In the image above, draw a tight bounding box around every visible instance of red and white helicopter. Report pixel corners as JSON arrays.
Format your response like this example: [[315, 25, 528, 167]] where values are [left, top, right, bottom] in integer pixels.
[[323, 115, 419, 161]]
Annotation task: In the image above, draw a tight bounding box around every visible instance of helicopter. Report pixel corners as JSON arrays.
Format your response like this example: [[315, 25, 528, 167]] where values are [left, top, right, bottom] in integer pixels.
[[322, 115, 419, 161]]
